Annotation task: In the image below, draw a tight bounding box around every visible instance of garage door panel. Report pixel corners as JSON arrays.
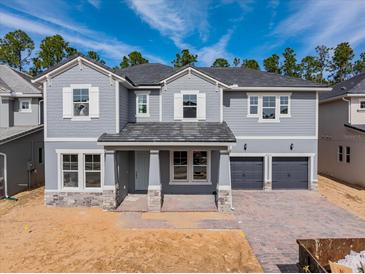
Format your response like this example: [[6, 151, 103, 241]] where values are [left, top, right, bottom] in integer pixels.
[[272, 157, 308, 189], [231, 157, 264, 189]]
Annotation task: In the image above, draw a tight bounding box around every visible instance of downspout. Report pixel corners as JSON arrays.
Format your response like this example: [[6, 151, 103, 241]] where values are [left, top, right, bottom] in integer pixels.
[[0, 153, 16, 200], [342, 96, 351, 124]]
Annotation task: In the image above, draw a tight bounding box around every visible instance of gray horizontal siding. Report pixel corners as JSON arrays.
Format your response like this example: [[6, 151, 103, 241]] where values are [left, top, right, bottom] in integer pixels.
[[128, 90, 160, 122], [162, 72, 220, 122], [47, 64, 116, 138], [119, 84, 128, 129], [223, 91, 316, 136], [13, 98, 40, 126]]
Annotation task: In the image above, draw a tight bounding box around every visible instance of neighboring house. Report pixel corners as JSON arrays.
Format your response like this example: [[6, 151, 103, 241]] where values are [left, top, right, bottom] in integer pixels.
[[32, 54, 330, 211], [319, 73, 365, 187], [0, 65, 44, 198]]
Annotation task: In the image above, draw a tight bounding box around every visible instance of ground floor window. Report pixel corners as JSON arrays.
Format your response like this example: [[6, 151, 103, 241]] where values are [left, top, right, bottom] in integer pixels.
[[171, 150, 210, 184], [60, 151, 103, 190], [346, 146, 351, 163], [85, 154, 101, 188], [193, 151, 207, 180], [62, 154, 79, 188]]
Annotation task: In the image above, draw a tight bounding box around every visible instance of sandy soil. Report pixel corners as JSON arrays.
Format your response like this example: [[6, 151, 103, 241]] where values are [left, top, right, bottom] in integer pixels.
[[318, 175, 365, 220], [0, 187, 262, 273]]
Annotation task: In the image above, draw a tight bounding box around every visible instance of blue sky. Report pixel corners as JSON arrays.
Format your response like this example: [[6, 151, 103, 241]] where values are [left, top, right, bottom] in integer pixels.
[[1, 0, 365, 68]]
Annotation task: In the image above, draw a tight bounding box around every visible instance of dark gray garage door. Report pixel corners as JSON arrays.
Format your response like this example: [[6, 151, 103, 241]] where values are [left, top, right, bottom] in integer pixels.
[[230, 157, 264, 189], [272, 157, 308, 189]]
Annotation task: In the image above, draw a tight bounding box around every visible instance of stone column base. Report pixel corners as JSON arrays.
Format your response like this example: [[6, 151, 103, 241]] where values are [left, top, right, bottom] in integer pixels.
[[44, 190, 116, 210], [147, 186, 161, 212], [264, 181, 272, 191], [216, 187, 232, 212]]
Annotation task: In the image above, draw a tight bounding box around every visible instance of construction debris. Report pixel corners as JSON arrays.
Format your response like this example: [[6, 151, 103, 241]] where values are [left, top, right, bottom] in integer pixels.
[[337, 250, 365, 273]]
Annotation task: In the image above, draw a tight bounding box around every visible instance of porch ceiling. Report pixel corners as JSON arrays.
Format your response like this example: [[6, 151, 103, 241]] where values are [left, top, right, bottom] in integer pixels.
[[98, 122, 236, 144]]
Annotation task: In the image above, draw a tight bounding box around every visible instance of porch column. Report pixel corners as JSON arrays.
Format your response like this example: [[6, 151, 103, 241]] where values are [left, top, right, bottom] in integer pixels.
[[103, 151, 117, 209], [147, 150, 161, 211], [217, 150, 232, 212]]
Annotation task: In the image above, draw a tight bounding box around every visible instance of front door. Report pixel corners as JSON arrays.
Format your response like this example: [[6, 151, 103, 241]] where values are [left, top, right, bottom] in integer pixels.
[[0, 154, 5, 199], [135, 151, 149, 191]]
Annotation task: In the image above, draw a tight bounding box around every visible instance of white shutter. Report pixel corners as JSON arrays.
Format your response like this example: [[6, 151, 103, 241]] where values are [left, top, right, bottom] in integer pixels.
[[89, 87, 99, 118], [62, 87, 72, 118], [197, 93, 206, 120], [174, 93, 183, 120]]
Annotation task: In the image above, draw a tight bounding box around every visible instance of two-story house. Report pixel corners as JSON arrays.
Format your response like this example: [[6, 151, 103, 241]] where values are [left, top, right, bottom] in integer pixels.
[[32, 54, 330, 211], [0, 64, 44, 198], [319, 73, 365, 187]]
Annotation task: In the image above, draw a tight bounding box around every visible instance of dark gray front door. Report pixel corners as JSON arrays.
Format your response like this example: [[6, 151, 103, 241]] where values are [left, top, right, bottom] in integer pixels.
[[135, 151, 149, 191], [272, 157, 308, 189], [230, 157, 264, 189], [0, 154, 5, 199]]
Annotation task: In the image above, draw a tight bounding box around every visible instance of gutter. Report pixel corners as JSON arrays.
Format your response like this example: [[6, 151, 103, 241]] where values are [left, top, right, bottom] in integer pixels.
[[0, 125, 44, 146], [227, 86, 332, 92]]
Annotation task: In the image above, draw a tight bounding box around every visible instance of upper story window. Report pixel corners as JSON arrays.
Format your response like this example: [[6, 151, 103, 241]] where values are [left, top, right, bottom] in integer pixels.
[[135, 91, 150, 118], [183, 94, 197, 118], [62, 85, 99, 120], [19, 98, 32, 113], [360, 101, 365, 109], [248, 96, 258, 116], [280, 96, 289, 115], [262, 96, 276, 120], [247, 93, 291, 123], [73, 89, 89, 117]]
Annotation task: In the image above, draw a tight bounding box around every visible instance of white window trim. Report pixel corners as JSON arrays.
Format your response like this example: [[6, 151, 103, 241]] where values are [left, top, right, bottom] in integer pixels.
[[169, 149, 211, 185], [181, 90, 199, 121], [135, 91, 150, 118], [359, 100, 365, 111], [247, 92, 292, 122], [279, 95, 291, 117], [19, 98, 32, 113], [56, 149, 105, 192], [247, 95, 259, 117], [70, 84, 92, 121]]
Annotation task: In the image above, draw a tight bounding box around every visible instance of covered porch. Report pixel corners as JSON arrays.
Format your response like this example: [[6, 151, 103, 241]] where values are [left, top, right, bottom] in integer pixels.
[[98, 122, 236, 212]]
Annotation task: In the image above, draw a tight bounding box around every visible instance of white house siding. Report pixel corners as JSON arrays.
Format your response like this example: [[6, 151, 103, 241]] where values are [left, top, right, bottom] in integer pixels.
[[319, 99, 365, 187], [350, 97, 365, 125]]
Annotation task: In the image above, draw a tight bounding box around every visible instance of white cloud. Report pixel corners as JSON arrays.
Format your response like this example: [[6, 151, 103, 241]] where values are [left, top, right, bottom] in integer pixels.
[[272, 0, 365, 54], [0, 8, 165, 64], [197, 31, 233, 66], [126, 0, 211, 46], [88, 0, 101, 9]]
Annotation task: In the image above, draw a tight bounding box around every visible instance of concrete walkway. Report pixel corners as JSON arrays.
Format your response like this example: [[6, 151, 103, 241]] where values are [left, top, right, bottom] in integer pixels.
[[232, 190, 365, 273]]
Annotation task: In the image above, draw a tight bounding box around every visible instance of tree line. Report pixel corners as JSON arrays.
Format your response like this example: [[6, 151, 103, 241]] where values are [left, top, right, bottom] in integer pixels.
[[1, 29, 364, 84]]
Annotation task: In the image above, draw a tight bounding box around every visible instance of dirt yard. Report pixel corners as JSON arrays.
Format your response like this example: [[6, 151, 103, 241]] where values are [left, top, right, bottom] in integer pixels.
[[318, 175, 365, 220], [0, 187, 262, 273]]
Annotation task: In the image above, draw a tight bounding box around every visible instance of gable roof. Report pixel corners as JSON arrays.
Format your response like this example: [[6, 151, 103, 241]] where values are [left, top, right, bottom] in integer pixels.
[[0, 65, 42, 95], [320, 73, 365, 101], [116, 63, 172, 85], [32, 55, 330, 89], [32, 53, 134, 87], [115, 63, 327, 88]]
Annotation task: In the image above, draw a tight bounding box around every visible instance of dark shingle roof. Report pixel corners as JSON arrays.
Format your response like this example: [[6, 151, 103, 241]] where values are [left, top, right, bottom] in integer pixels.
[[0, 65, 42, 94], [115, 63, 326, 87], [98, 122, 236, 143], [199, 67, 326, 87], [116, 63, 173, 85], [344, 123, 365, 134], [320, 73, 365, 101]]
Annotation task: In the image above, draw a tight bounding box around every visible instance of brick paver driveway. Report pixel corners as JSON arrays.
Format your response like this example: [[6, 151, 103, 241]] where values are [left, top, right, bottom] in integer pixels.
[[232, 190, 365, 273]]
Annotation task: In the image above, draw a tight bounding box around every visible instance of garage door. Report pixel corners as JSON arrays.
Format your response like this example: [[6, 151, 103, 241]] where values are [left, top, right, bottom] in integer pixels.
[[230, 157, 264, 189], [272, 157, 308, 189]]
